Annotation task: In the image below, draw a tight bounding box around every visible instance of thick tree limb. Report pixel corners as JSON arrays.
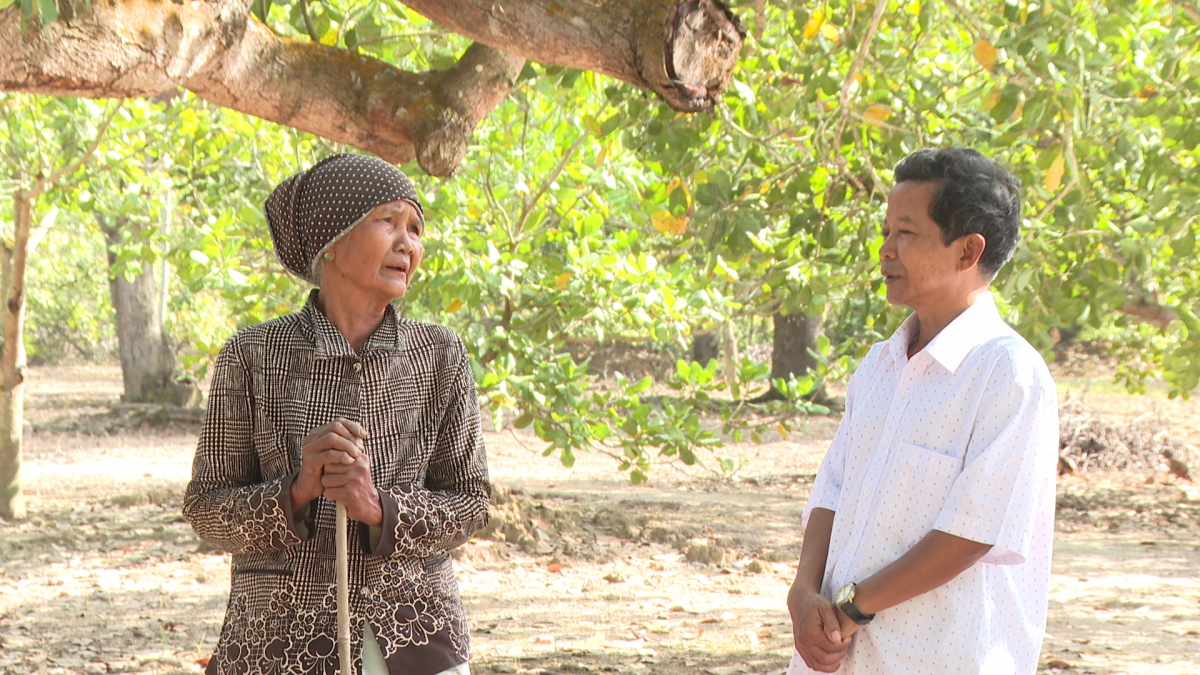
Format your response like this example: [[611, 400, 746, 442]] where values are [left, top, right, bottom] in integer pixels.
[[399, 0, 745, 112], [1119, 298, 1176, 330], [0, 0, 746, 172], [0, 1, 524, 175]]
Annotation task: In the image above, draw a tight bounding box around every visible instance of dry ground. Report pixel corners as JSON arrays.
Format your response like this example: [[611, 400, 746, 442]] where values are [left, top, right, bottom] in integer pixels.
[[1, 365, 1198, 675]]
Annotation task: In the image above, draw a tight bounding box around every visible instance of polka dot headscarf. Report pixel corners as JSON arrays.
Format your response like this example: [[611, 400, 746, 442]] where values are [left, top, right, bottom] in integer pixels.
[[264, 153, 424, 286]]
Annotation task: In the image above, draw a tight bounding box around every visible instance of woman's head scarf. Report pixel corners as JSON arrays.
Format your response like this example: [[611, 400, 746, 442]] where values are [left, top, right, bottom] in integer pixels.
[[264, 154, 424, 285]]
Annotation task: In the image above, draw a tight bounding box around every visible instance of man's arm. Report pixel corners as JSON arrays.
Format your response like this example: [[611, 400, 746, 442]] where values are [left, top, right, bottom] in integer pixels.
[[838, 359, 1058, 635], [836, 529, 992, 636], [788, 508, 853, 672]]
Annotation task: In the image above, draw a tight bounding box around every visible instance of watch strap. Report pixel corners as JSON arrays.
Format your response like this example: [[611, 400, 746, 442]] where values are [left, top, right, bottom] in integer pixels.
[[837, 583, 876, 625]]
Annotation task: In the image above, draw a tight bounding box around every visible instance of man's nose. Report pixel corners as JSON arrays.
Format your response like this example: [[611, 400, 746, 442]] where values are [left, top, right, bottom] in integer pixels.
[[879, 237, 896, 260]]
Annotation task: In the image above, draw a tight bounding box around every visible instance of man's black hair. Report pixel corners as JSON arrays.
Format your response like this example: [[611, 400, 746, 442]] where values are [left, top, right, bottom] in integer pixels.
[[892, 147, 1022, 277]]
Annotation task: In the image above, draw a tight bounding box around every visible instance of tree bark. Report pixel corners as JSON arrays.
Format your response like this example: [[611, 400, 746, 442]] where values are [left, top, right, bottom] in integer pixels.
[[98, 217, 196, 406], [401, 0, 745, 112], [754, 310, 824, 403], [0, 192, 32, 520], [0, 0, 745, 175], [691, 329, 720, 366], [1119, 297, 1175, 329], [0, 1, 523, 176]]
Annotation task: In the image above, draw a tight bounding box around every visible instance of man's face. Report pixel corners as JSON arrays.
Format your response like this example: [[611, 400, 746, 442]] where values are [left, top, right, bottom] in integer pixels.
[[879, 181, 967, 311]]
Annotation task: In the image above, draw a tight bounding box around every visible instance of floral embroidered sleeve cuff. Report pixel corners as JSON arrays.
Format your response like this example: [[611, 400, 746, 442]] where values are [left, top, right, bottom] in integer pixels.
[[361, 487, 400, 557], [280, 472, 316, 542]]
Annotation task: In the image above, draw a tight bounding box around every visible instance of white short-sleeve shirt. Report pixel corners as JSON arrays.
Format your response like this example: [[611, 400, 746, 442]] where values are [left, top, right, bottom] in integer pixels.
[[789, 293, 1058, 675]]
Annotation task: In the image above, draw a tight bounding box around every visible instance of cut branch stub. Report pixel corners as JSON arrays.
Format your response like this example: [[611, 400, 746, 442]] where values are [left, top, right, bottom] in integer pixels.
[[660, 0, 746, 110], [0, 1, 524, 176], [400, 0, 746, 112]]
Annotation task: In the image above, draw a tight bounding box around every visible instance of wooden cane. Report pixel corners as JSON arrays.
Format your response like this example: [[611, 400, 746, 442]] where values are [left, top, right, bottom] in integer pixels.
[[336, 500, 351, 674]]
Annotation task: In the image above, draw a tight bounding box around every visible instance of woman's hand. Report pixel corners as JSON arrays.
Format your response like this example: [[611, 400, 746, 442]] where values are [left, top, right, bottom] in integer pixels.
[[291, 418, 369, 512], [322, 451, 383, 527]]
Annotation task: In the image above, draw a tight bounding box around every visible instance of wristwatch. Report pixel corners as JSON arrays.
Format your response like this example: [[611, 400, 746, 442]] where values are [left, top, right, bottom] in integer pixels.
[[835, 582, 875, 625]]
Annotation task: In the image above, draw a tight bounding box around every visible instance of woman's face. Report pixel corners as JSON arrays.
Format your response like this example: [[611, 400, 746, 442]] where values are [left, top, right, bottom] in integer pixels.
[[323, 199, 424, 305]]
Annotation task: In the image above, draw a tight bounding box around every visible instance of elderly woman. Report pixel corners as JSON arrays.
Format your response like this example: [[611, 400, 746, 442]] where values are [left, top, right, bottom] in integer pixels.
[[184, 154, 490, 675]]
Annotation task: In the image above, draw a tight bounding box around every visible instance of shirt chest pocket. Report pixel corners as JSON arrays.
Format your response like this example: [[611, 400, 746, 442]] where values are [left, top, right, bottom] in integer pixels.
[[874, 442, 963, 546]]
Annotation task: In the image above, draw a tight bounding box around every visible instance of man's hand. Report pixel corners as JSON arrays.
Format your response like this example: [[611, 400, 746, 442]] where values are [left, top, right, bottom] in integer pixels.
[[291, 418, 370, 513], [834, 604, 862, 642], [788, 585, 853, 672], [322, 451, 382, 526]]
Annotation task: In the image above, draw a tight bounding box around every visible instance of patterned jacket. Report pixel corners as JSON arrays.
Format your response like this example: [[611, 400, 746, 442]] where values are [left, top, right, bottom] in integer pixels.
[[184, 291, 490, 675]]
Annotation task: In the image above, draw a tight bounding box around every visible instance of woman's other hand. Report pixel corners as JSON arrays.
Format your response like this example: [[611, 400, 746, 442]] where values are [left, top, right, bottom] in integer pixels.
[[322, 449, 382, 527], [292, 418, 368, 511]]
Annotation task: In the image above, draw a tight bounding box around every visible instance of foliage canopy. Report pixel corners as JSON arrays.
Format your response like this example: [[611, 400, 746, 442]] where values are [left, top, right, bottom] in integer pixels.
[[2, 0, 1198, 481]]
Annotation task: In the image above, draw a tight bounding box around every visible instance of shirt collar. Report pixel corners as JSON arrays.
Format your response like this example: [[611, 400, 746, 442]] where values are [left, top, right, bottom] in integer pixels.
[[878, 293, 1010, 374], [298, 289, 402, 359]]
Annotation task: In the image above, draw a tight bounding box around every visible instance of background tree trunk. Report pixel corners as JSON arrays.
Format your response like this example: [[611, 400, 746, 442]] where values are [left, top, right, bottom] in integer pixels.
[[753, 311, 824, 403], [691, 330, 720, 366], [0, 192, 33, 519], [99, 217, 195, 406]]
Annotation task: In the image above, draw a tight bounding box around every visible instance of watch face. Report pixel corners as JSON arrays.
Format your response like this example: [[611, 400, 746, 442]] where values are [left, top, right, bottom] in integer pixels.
[[836, 583, 855, 605]]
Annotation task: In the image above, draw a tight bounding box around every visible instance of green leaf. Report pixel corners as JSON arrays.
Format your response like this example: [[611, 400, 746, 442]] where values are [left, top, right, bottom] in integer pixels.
[[628, 376, 653, 395], [989, 84, 1023, 123], [37, 0, 54, 23]]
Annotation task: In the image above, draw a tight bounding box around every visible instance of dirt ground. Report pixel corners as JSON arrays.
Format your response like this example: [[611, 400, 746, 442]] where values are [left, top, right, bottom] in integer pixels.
[[1, 365, 1199, 675]]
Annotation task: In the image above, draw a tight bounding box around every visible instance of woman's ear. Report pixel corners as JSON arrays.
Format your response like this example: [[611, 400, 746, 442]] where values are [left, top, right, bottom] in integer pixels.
[[958, 232, 987, 272]]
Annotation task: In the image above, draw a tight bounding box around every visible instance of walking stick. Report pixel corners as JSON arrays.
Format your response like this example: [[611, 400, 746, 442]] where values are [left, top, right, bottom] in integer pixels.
[[336, 501, 351, 674]]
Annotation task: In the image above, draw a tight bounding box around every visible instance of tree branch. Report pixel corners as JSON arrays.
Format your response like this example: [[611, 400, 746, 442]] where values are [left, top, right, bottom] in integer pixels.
[[44, 101, 122, 187], [1118, 298, 1175, 330], [400, 0, 746, 112], [832, 0, 888, 164], [299, 0, 320, 42], [514, 132, 589, 237], [0, 1, 524, 176]]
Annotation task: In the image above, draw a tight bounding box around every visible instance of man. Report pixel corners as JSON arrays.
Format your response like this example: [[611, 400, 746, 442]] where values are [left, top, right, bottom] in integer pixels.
[[787, 148, 1058, 674]]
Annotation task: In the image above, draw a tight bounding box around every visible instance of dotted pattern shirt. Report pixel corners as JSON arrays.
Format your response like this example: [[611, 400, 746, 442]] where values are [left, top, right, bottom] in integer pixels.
[[789, 293, 1058, 675], [184, 290, 490, 675]]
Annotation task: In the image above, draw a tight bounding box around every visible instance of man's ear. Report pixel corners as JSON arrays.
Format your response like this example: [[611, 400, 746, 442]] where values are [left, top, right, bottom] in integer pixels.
[[958, 233, 987, 272]]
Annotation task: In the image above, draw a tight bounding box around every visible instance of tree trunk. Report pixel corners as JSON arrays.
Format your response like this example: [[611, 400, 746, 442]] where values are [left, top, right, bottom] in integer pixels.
[[755, 311, 824, 403], [99, 217, 195, 406], [691, 329, 720, 366], [0, 192, 32, 520], [0, 0, 744, 176]]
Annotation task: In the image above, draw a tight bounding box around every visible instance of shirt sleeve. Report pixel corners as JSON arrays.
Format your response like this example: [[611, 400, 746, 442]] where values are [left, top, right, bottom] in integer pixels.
[[933, 355, 1058, 565], [801, 358, 864, 527], [183, 336, 309, 554], [365, 338, 491, 558]]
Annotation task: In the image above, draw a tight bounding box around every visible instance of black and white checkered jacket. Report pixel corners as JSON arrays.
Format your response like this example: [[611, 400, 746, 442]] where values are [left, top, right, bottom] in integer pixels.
[[184, 290, 490, 675]]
